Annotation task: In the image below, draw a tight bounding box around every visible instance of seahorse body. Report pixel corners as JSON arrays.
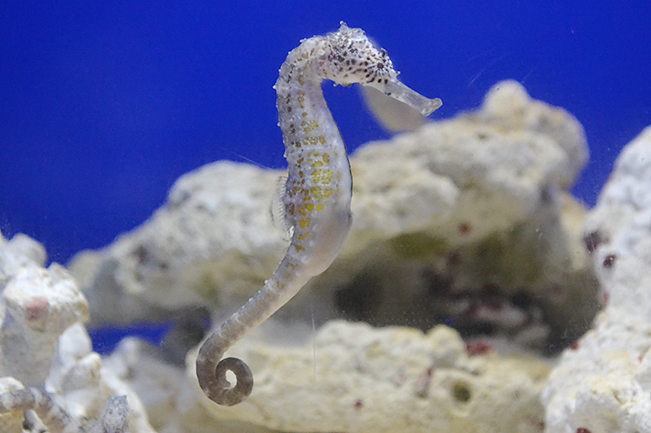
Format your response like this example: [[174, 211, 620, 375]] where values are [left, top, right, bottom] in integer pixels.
[[0, 387, 129, 433], [196, 22, 442, 406]]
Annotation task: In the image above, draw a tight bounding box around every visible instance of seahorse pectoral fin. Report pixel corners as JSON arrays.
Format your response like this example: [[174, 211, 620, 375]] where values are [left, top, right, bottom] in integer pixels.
[[270, 175, 292, 239], [371, 79, 442, 117]]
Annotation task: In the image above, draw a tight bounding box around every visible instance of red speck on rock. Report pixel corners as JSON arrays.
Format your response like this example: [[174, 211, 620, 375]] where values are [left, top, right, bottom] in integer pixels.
[[569, 341, 580, 350], [583, 231, 604, 253], [466, 340, 492, 356], [600, 292, 610, 308], [353, 399, 363, 410], [602, 254, 617, 268], [415, 366, 435, 397], [576, 428, 592, 433], [447, 251, 461, 266], [25, 296, 49, 322]]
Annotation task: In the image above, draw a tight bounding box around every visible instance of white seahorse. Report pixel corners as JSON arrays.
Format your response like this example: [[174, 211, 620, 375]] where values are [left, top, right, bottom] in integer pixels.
[[0, 387, 129, 433], [195, 22, 442, 406]]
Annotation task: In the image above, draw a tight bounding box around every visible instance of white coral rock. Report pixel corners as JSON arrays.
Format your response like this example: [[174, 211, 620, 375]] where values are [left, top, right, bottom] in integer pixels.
[[1, 262, 88, 386], [0, 230, 156, 433], [190, 320, 549, 433], [542, 126, 651, 433]]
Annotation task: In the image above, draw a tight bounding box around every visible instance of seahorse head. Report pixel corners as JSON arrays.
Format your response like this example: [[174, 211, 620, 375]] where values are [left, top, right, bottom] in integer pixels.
[[317, 22, 399, 88]]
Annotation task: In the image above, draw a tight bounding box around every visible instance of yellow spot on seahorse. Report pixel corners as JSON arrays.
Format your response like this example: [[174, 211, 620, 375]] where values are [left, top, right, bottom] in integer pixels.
[[313, 161, 323, 168], [312, 169, 333, 184], [310, 186, 323, 200], [303, 136, 325, 146], [322, 152, 330, 163], [297, 232, 310, 241], [295, 244, 305, 252], [305, 203, 314, 211], [316, 203, 325, 211], [297, 205, 307, 216], [324, 188, 333, 198], [300, 218, 311, 228], [301, 120, 319, 133]]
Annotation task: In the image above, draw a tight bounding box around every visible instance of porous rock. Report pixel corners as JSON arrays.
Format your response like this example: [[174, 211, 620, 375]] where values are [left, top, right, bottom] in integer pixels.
[[70, 162, 288, 326], [104, 337, 274, 433], [0, 230, 156, 433], [69, 80, 597, 351], [191, 320, 549, 433], [542, 126, 651, 433], [0, 377, 26, 433], [0, 233, 88, 386], [103, 320, 548, 433]]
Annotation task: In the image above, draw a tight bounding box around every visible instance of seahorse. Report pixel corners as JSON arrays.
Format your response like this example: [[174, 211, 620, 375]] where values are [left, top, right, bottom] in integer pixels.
[[0, 387, 129, 433], [195, 22, 442, 406]]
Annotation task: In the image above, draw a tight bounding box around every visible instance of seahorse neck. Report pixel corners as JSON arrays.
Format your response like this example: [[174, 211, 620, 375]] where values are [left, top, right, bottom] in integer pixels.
[[274, 37, 341, 163]]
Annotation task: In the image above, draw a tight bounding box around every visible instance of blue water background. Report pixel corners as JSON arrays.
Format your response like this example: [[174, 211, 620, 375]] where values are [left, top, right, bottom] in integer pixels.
[[1, 1, 650, 350]]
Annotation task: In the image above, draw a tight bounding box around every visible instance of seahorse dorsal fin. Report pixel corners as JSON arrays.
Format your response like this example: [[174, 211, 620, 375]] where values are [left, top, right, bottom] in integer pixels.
[[269, 175, 292, 241]]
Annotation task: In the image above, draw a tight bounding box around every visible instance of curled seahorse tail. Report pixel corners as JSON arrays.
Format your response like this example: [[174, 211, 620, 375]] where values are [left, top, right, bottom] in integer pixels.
[[196, 336, 253, 406], [215, 357, 254, 405]]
